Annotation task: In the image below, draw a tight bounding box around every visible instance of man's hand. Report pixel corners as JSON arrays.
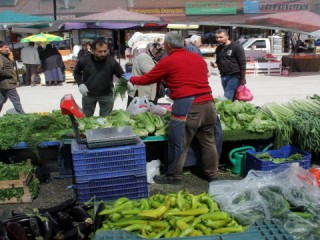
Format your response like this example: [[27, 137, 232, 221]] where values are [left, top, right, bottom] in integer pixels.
[[210, 61, 217, 68], [127, 81, 134, 92], [121, 72, 132, 81], [240, 78, 246, 85], [78, 84, 88, 96]]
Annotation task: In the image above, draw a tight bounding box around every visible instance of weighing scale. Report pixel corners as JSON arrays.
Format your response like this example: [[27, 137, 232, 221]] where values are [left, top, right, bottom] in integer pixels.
[[60, 94, 139, 148]]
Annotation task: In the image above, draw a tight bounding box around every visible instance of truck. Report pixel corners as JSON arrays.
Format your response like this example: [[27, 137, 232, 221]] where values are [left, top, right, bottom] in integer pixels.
[[240, 36, 283, 58]]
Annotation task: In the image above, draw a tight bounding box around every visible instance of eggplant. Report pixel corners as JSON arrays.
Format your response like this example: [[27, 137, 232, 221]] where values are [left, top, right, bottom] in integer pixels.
[[43, 212, 59, 236], [69, 206, 93, 224], [55, 211, 73, 231], [3, 215, 30, 225], [38, 198, 77, 214], [58, 222, 92, 240], [41, 217, 53, 240], [0, 221, 9, 240], [29, 217, 42, 239], [5, 222, 28, 240], [94, 202, 105, 230]]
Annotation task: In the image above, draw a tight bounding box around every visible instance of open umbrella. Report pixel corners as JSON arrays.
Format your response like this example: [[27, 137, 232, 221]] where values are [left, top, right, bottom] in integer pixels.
[[20, 33, 63, 43], [245, 10, 320, 33]]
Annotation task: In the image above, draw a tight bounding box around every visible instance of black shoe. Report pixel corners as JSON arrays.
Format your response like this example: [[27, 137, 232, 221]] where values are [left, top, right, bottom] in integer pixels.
[[153, 174, 182, 185], [208, 177, 218, 182]]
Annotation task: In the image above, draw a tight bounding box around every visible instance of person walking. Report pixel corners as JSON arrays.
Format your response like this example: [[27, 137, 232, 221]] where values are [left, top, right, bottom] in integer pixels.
[[73, 39, 125, 117], [40, 44, 65, 86], [77, 43, 92, 59], [126, 32, 219, 184], [0, 40, 25, 114], [20, 42, 41, 86], [210, 29, 247, 100]]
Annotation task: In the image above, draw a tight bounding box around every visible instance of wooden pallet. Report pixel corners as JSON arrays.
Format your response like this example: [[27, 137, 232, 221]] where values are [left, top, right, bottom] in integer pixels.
[[0, 160, 34, 204], [65, 72, 75, 83]]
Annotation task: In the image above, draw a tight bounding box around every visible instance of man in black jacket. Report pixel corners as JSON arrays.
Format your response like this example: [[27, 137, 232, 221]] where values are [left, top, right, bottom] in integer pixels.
[[211, 29, 246, 100], [73, 39, 124, 117]]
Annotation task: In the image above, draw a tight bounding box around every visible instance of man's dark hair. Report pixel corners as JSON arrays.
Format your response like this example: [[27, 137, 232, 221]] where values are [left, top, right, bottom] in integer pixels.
[[29, 42, 35, 46], [216, 29, 229, 36], [91, 39, 107, 51], [0, 40, 8, 48]]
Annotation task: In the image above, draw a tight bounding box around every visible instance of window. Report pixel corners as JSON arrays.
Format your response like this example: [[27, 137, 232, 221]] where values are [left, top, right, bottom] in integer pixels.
[[252, 40, 266, 49]]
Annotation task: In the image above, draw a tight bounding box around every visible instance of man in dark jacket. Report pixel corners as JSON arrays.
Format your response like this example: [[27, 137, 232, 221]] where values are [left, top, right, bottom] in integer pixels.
[[211, 29, 247, 100], [73, 39, 124, 117], [0, 40, 24, 114]]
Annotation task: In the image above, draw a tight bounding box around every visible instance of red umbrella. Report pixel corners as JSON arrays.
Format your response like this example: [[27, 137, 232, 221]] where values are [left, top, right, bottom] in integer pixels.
[[245, 10, 320, 32]]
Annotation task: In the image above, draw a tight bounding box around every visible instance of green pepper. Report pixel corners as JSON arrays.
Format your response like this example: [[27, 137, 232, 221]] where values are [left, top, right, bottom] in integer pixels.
[[138, 200, 170, 219], [164, 230, 174, 238], [292, 211, 312, 219], [165, 207, 209, 217], [196, 223, 211, 235], [99, 201, 133, 215], [171, 227, 181, 237], [153, 225, 170, 238], [109, 213, 122, 222], [112, 220, 147, 227], [123, 223, 146, 232], [139, 199, 150, 210], [200, 195, 219, 212], [178, 226, 195, 237], [113, 197, 129, 207], [203, 219, 228, 229], [212, 225, 243, 234]]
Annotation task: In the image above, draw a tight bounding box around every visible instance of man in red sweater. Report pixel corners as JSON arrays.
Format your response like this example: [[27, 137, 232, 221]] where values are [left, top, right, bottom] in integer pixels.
[[129, 32, 219, 184]]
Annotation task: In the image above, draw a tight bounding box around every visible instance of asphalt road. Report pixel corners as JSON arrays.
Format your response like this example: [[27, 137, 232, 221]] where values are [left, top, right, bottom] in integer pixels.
[[1, 59, 320, 116]]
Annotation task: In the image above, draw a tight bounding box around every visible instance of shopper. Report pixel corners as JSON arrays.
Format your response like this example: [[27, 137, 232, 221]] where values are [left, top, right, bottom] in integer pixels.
[[0, 40, 25, 114], [127, 42, 161, 107], [210, 29, 246, 100], [126, 32, 219, 184], [77, 43, 92, 59], [20, 42, 41, 86], [40, 44, 65, 86], [185, 35, 202, 56], [73, 39, 125, 117]]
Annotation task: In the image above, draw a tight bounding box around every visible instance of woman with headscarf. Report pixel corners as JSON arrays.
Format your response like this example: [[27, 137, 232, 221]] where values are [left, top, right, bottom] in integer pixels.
[[127, 42, 164, 106], [40, 44, 65, 86]]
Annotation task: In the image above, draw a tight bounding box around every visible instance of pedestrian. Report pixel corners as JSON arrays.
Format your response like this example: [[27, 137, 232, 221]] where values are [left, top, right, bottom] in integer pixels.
[[40, 44, 65, 86], [20, 42, 41, 86], [185, 35, 202, 56], [126, 32, 219, 184], [73, 39, 125, 117], [0, 40, 25, 114], [127, 42, 161, 107], [210, 29, 246, 100], [77, 43, 92, 59]]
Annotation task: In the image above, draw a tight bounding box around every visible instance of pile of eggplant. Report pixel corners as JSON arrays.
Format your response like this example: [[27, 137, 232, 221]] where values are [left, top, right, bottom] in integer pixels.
[[0, 198, 100, 240]]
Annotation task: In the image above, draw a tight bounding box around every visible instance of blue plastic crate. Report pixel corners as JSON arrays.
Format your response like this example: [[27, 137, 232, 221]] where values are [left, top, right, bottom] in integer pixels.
[[246, 145, 312, 173], [71, 140, 146, 182], [76, 174, 148, 203], [94, 219, 294, 240]]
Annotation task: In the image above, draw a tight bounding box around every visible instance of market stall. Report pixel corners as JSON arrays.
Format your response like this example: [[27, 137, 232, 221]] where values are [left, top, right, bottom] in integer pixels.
[[282, 55, 320, 72]]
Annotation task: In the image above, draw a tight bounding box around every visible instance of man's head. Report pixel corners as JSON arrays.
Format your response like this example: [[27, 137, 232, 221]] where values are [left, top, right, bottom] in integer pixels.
[[0, 40, 10, 55], [163, 32, 184, 54], [81, 43, 88, 51], [146, 42, 161, 57], [29, 42, 35, 47], [190, 35, 202, 48], [91, 39, 108, 61], [215, 29, 230, 46]]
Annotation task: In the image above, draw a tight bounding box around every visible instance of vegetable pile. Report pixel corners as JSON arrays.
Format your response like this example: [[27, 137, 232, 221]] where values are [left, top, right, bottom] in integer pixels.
[[0, 162, 39, 201], [95, 190, 246, 238], [261, 99, 320, 153], [254, 152, 304, 164]]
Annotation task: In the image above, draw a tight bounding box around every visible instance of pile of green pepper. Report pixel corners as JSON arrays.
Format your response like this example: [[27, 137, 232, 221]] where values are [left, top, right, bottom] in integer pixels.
[[95, 190, 245, 238]]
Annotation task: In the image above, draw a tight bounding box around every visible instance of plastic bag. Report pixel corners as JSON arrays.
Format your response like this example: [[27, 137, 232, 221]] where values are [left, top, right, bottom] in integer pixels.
[[126, 96, 150, 115], [146, 159, 161, 184], [149, 102, 166, 116], [234, 84, 254, 102]]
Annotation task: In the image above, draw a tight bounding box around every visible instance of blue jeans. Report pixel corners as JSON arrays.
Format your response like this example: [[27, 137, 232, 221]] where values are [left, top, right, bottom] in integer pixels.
[[82, 94, 113, 117], [221, 74, 240, 100]]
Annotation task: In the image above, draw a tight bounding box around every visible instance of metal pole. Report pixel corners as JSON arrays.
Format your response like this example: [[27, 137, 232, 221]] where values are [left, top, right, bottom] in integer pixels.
[[8, 27, 20, 82], [53, 0, 57, 20]]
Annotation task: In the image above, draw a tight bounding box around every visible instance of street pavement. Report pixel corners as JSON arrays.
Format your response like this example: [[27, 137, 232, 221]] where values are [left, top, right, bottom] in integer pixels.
[[1, 59, 320, 116]]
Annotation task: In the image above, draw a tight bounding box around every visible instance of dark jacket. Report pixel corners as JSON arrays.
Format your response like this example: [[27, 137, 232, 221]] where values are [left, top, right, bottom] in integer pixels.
[[73, 54, 124, 97], [0, 53, 18, 90], [41, 54, 65, 71], [215, 41, 246, 76]]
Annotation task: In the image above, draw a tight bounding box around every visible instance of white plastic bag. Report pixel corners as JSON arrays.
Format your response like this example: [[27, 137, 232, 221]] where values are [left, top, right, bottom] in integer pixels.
[[149, 102, 166, 116], [126, 96, 150, 115], [147, 159, 161, 184]]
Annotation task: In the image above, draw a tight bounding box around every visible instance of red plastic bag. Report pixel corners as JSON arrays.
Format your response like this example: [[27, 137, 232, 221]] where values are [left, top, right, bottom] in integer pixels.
[[234, 85, 254, 102]]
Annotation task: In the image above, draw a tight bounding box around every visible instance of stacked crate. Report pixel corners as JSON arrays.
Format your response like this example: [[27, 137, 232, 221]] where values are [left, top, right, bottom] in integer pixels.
[[71, 140, 148, 203]]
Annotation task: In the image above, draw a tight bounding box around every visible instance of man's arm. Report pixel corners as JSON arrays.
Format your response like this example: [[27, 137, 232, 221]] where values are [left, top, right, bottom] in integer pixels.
[[235, 45, 247, 84], [0, 57, 13, 78], [73, 59, 83, 85]]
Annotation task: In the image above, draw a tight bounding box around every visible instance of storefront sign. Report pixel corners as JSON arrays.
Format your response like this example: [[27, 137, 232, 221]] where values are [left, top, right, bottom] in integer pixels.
[[186, 2, 237, 15], [244, 0, 311, 13], [129, 8, 185, 15]]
